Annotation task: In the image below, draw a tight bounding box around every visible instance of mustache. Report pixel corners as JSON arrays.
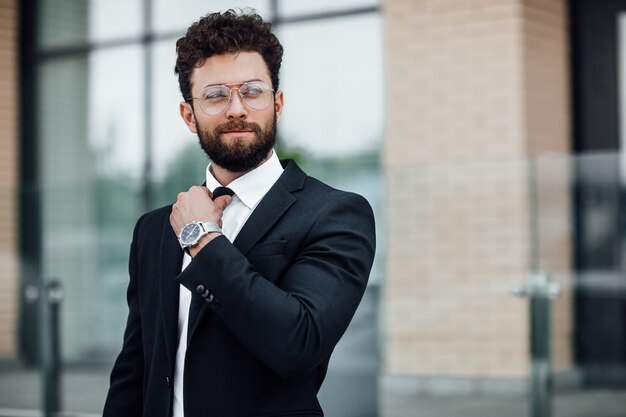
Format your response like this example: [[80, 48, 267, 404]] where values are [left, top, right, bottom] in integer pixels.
[[215, 121, 262, 135]]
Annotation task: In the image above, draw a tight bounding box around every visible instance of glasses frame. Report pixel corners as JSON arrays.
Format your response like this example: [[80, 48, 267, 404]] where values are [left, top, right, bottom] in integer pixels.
[[187, 81, 276, 116]]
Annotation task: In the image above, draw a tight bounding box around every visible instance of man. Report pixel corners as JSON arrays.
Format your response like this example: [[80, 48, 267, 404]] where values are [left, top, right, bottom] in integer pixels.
[[103, 9, 375, 417]]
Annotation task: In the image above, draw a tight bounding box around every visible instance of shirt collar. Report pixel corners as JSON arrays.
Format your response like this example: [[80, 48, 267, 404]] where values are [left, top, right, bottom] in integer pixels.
[[205, 150, 284, 210]]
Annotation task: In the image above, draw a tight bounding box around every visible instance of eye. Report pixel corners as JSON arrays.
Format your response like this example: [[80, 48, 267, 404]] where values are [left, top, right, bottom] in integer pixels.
[[202, 87, 229, 101], [241, 83, 265, 97]]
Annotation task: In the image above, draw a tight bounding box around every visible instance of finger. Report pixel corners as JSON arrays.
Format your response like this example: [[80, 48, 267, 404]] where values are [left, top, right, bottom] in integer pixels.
[[213, 195, 232, 211]]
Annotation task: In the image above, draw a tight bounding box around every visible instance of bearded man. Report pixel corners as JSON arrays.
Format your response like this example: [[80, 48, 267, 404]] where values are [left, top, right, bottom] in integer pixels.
[[103, 9, 375, 417]]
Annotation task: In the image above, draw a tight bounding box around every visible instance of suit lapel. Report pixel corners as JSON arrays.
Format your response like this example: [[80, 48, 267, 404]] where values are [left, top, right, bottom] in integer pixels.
[[233, 160, 304, 254], [188, 160, 306, 343], [158, 216, 183, 370]]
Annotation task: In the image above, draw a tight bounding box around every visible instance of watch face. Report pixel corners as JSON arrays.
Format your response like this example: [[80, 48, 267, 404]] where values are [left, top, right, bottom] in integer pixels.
[[180, 223, 201, 245]]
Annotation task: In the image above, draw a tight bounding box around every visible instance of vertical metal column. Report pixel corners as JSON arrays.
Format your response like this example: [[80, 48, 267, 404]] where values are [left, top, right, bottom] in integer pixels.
[[514, 272, 562, 417], [141, 0, 153, 212], [513, 157, 562, 417], [41, 280, 64, 417]]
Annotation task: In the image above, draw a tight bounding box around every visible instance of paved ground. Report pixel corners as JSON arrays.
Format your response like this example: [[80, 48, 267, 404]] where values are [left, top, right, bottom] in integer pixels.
[[1, 285, 625, 416], [0, 366, 625, 417]]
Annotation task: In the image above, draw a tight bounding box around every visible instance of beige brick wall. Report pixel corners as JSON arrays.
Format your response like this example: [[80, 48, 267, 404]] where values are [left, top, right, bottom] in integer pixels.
[[0, 0, 19, 359], [384, 0, 571, 378]]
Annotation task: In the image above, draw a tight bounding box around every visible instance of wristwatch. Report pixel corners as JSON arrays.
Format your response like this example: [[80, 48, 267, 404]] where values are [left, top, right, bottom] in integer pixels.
[[178, 221, 222, 249]]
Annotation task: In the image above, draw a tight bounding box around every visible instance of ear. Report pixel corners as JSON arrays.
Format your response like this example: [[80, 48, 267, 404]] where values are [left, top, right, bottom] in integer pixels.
[[274, 91, 284, 123], [180, 101, 197, 133]]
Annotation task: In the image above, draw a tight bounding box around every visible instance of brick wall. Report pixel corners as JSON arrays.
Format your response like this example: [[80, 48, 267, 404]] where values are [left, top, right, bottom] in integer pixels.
[[383, 0, 571, 380], [0, 0, 19, 359]]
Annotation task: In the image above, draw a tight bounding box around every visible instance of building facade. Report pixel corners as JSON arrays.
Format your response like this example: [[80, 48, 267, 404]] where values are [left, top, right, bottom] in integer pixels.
[[1, 0, 625, 415]]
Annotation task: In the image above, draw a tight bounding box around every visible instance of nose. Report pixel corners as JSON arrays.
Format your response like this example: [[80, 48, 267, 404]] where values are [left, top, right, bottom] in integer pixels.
[[225, 88, 248, 119]]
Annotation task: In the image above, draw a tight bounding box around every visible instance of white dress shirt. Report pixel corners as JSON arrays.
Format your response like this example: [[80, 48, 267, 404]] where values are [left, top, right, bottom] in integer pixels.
[[172, 151, 284, 417]]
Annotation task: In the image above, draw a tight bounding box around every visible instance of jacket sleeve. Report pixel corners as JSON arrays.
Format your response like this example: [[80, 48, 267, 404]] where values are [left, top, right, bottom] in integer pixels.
[[103, 215, 146, 416], [177, 192, 376, 378]]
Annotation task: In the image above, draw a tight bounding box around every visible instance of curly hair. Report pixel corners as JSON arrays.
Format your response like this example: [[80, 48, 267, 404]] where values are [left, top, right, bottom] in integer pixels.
[[174, 9, 283, 101]]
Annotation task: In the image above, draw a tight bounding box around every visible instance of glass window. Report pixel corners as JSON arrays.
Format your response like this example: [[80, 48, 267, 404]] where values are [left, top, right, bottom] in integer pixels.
[[278, 0, 379, 18], [38, 0, 89, 50], [277, 13, 384, 158], [87, 46, 145, 356], [152, 0, 271, 35], [88, 0, 142, 42], [88, 46, 145, 181], [39, 0, 142, 49], [37, 46, 144, 363], [149, 40, 208, 207]]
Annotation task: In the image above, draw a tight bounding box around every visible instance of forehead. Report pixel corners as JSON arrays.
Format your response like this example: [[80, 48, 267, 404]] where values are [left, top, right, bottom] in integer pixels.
[[191, 51, 271, 91]]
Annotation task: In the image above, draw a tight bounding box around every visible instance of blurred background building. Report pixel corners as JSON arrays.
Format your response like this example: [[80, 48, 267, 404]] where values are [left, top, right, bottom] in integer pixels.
[[0, 0, 625, 416]]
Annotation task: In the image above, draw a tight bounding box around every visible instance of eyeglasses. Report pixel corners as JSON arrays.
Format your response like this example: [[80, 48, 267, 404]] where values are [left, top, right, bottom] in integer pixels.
[[187, 81, 275, 116]]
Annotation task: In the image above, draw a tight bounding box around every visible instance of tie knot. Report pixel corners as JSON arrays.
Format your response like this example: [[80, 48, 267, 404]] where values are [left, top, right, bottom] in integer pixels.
[[212, 186, 235, 200]]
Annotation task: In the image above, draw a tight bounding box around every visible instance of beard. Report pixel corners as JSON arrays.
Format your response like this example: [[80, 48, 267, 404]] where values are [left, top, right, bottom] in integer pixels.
[[196, 113, 277, 173]]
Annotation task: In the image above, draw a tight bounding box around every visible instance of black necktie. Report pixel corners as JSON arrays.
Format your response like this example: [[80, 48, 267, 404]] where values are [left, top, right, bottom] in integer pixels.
[[187, 186, 235, 344], [212, 186, 235, 199]]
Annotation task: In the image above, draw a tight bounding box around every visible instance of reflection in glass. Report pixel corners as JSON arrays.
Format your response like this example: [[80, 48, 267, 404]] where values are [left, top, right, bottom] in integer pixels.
[[87, 46, 145, 360], [38, 0, 88, 50], [150, 40, 208, 208], [38, 0, 142, 49], [38, 46, 144, 369], [88, 0, 142, 42], [152, 0, 271, 34], [278, 13, 384, 158], [88, 46, 144, 180], [279, 0, 379, 18]]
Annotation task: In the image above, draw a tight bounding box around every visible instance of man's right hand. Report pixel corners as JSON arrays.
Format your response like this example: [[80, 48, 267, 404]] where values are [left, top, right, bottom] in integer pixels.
[[169, 186, 232, 256]]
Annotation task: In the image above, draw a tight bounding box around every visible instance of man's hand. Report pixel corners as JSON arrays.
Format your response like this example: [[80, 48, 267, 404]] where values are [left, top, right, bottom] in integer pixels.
[[170, 186, 232, 257]]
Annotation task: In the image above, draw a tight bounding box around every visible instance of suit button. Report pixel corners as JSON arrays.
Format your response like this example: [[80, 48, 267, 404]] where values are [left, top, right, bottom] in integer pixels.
[[166, 376, 171, 386], [195, 284, 205, 294], [205, 293, 214, 303], [210, 298, 221, 310]]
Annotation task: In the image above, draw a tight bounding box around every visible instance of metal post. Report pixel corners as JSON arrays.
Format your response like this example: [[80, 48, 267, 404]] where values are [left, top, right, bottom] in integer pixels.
[[513, 272, 562, 417], [42, 280, 64, 417]]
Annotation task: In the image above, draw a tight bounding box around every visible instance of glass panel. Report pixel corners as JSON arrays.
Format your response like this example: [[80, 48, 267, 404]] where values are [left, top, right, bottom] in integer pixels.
[[149, 40, 208, 207], [88, 0, 142, 42], [277, 13, 384, 158], [152, 0, 271, 35], [380, 153, 626, 416], [278, 0, 379, 18], [38, 0, 141, 49], [88, 46, 145, 181], [7, 146, 626, 416], [549, 152, 626, 417], [86, 46, 145, 364], [33, 47, 144, 413], [38, 0, 89, 50], [382, 159, 533, 417]]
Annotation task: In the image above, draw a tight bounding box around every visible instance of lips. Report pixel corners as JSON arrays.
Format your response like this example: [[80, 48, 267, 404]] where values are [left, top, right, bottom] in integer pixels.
[[216, 121, 260, 136]]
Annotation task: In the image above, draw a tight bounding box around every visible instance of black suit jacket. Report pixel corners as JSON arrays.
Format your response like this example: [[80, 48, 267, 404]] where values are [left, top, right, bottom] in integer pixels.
[[103, 160, 376, 417]]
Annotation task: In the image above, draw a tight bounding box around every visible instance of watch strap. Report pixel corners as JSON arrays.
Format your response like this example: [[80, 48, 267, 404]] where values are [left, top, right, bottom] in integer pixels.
[[199, 221, 222, 235]]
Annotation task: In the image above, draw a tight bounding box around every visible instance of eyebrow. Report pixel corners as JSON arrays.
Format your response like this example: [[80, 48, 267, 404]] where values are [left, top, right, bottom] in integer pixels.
[[202, 79, 265, 89]]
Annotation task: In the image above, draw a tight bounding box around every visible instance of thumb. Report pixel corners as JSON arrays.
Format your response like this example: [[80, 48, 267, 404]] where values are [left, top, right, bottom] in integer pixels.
[[213, 195, 233, 210]]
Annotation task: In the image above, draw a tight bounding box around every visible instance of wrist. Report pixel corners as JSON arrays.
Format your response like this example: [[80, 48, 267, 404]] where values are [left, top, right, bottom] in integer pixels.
[[189, 232, 220, 257], [178, 221, 222, 253]]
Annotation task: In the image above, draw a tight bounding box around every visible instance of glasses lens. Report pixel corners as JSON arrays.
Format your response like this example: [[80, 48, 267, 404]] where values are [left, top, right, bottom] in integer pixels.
[[239, 82, 273, 110], [199, 85, 231, 115]]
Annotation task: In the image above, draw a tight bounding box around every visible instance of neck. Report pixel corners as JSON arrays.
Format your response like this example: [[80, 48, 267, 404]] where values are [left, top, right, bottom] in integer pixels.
[[211, 149, 273, 186]]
